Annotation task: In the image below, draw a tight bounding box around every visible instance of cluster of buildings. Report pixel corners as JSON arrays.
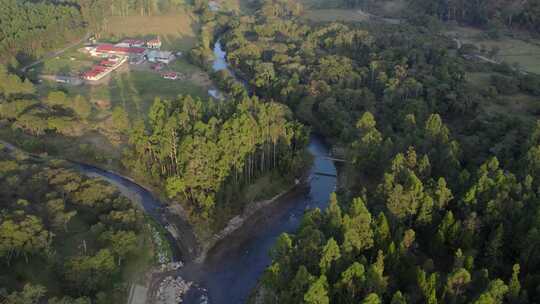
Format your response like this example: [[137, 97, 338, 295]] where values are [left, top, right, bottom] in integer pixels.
[[81, 56, 127, 81], [81, 37, 177, 82]]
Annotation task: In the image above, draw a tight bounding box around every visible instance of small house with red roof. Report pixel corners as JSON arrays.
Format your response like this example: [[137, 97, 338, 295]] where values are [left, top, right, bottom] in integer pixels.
[[162, 72, 178, 80], [91, 44, 147, 57]]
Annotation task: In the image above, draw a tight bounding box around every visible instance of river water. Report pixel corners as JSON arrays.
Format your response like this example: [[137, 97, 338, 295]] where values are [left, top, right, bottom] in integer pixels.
[[74, 40, 338, 304], [182, 137, 337, 303], [212, 40, 229, 72], [180, 41, 337, 303], [78, 137, 336, 304]]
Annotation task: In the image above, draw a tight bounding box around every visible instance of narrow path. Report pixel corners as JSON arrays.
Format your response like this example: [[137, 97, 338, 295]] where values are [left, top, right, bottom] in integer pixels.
[[20, 32, 91, 73]]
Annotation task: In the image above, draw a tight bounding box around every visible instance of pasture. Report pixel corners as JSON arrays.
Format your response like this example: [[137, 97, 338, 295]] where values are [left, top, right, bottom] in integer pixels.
[[447, 26, 540, 74], [302, 9, 371, 22], [102, 11, 200, 52], [466, 72, 540, 121]]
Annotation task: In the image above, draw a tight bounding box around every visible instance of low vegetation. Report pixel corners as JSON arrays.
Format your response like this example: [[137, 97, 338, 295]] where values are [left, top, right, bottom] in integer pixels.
[[102, 11, 200, 52], [0, 146, 153, 303], [183, 0, 540, 302]]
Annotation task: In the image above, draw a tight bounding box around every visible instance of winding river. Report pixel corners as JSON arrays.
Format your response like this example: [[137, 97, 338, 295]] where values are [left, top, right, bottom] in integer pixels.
[[76, 41, 336, 303], [78, 136, 336, 304], [181, 137, 337, 303], [177, 40, 338, 303], [76, 137, 336, 304]]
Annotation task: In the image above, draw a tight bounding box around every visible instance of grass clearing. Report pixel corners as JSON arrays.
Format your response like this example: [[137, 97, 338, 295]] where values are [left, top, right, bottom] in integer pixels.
[[447, 25, 540, 74], [219, 0, 254, 12], [107, 68, 210, 119], [482, 93, 540, 121], [466, 72, 494, 87], [102, 11, 199, 52], [302, 9, 371, 22], [466, 72, 540, 121], [45, 59, 211, 123], [40, 45, 98, 75]]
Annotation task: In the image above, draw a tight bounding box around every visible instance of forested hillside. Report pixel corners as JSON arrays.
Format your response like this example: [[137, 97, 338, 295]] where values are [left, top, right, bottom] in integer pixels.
[[122, 92, 309, 227], [407, 0, 540, 30], [259, 112, 540, 303], [0, 0, 85, 65], [0, 146, 152, 303], [187, 0, 540, 303]]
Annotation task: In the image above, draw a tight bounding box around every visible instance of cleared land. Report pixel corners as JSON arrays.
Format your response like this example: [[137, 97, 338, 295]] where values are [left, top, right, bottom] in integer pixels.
[[218, 0, 254, 12], [300, 0, 405, 21], [27, 8, 216, 171], [447, 26, 540, 74], [466, 72, 540, 121], [102, 11, 200, 51], [303, 9, 371, 22]]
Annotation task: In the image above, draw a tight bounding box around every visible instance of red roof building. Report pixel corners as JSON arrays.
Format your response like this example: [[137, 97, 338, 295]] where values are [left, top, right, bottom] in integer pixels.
[[162, 72, 178, 80], [94, 44, 146, 56], [100, 60, 116, 67]]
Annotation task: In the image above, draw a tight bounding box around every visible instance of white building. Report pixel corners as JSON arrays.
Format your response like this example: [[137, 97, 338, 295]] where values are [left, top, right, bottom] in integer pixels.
[[147, 50, 175, 64], [146, 38, 162, 49]]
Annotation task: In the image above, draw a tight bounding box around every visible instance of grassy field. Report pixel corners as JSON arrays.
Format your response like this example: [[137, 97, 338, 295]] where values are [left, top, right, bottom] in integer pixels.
[[42, 50, 95, 75], [102, 11, 199, 52], [482, 93, 540, 120], [42, 55, 211, 119], [447, 26, 540, 74], [303, 8, 371, 22], [466, 72, 540, 121], [107, 68, 210, 119], [466, 72, 494, 87], [218, 0, 253, 12], [300, 0, 405, 21]]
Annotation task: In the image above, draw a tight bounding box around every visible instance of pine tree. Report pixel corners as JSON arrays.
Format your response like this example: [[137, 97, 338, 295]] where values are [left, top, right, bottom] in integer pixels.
[[304, 275, 330, 304], [319, 238, 341, 274], [508, 264, 521, 302], [361, 293, 381, 304], [391, 291, 407, 304]]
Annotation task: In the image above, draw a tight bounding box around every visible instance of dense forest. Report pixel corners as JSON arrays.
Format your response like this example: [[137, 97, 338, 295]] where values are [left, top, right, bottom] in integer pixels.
[[185, 0, 540, 303], [0, 146, 151, 303], [7, 0, 540, 302], [259, 111, 540, 303], [406, 0, 540, 30], [0, 0, 85, 65], [122, 92, 309, 226], [309, 0, 540, 32]]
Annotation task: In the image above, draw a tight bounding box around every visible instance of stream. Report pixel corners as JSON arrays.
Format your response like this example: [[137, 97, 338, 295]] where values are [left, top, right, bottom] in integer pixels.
[[180, 137, 337, 303], [178, 41, 337, 303], [77, 136, 336, 304], [77, 40, 336, 303]]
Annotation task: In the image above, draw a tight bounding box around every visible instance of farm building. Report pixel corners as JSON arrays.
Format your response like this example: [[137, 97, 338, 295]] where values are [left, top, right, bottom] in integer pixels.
[[82, 66, 109, 81], [120, 39, 145, 47], [162, 72, 179, 80], [82, 56, 127, 81], [91, 44, 147, 57], [147, 50, 175, 64], [146, 38, 162, 49]]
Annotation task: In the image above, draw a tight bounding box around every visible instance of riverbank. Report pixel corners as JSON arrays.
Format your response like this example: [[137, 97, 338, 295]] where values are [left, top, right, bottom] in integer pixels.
[[195, 170, 311, 263]]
